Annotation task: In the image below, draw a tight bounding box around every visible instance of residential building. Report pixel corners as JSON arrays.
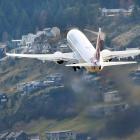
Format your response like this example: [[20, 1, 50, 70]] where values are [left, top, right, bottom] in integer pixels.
[[76, 133, 89, 140], [0, 132, 9, 140], [28, 133, 40, 140], [46, 73, 63, 82], [103, 90, 121, 103], [20, 33, 36, 46], [57, 44, 70, 53], [101, 7, 133, 16], [87, 103, 129, 118], [51, 27, 60, 38], [0, 131, 28, 140], [46, 130, 76, 140], [17, 74, 63, 94], [14, 131, 28, 140], [0, 44, 6, 59], [0, 93, 8, 104]]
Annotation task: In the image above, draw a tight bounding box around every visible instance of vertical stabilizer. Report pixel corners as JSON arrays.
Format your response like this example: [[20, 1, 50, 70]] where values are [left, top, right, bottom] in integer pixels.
[[95, 28, 104, 60]]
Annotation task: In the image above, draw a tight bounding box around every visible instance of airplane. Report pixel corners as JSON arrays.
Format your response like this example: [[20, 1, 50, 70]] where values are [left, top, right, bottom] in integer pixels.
[[6, 28, 140, 73]]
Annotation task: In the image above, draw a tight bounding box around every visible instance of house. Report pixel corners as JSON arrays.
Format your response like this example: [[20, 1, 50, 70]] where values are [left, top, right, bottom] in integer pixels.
[[87, 103, 129, 118], [9, 40, 22, 49], [0, 44, 6, 59], [43, 28, 53, 38], [14, 131, 28, 140], [46, 73, 63, 82], [0, 93, 8, 104], [0, 132, 9, 140], [6, 132, 15, 140], [28, 133, 40, 140], [17, 78, 62, 94], [101, 7, 133, 17], [102, 90, 121, 103], [76, 133, 89, 140], [51, 27, 60, 38], [0, 131, 28, 140], [57, 44, 70, 53], [8, 26, 61, 55], [20, 33, 36, 46], [46, 130, 76, 140]]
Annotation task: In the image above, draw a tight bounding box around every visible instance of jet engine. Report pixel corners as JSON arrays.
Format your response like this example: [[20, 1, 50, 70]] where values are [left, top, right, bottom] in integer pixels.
[[54, 51, 64, 64]]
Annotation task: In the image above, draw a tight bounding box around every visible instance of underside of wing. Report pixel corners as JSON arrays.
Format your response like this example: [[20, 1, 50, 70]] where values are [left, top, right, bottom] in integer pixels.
[[6, 52, 76, 62]]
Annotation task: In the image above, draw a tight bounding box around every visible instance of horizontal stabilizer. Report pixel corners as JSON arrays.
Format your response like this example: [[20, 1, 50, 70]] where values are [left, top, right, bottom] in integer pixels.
[[66, 63, 93, 67], [102, 61, 137, 67], [66, 61, 137, 67]]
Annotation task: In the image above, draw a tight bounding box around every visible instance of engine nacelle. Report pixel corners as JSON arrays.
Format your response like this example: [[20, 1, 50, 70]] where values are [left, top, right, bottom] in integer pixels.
[[101, 49, 111, 55], [101, 49, 112, 62], [54, 51, 63, 56], [54, 51, 64, 64]]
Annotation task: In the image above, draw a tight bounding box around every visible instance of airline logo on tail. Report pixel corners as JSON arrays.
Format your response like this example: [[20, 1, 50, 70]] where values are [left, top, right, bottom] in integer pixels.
[[95, 28, 104, 61]]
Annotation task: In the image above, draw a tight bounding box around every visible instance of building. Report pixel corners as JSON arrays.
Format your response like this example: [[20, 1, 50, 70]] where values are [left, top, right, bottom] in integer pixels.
[[76, 133, 89, 140], [0, 44, 6, 59], [46, 73, 63, 82], [51, 27, 60, 38], [0, 93, 8, 104], [46, 130, 76, 140], [0, 132, 9, 140], [103, 90, 121, 103], [87, 103, 129, 118], [28, 133, 40, 140], [8, 26, 61, 54], [57, 44, 70, 53], [0, 131, 28, 140], [20, 33, 37, 47], [9, 40, 22, 49], [17, 74, 63, 94], [14, 131, 28, 140], [17, 81, 51, 94], [101, 7, 133, 16]]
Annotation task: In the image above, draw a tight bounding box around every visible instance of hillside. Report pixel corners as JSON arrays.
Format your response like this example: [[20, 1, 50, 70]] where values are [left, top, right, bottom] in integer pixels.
[[112, 25, 140, 48], [1, 53, 140, 140], [0, 0, 139, 41], [1, 0, 140, 140]]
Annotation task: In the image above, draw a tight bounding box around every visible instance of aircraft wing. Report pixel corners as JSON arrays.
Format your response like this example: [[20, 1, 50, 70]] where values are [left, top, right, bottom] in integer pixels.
[[103, 50, 140, 60], [6, 52, 77, 62], [66, 61, 137, 67]]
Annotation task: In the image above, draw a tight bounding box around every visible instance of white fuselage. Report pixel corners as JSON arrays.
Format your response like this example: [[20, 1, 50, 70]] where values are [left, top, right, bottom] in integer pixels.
[[67, 29, 103, 72]]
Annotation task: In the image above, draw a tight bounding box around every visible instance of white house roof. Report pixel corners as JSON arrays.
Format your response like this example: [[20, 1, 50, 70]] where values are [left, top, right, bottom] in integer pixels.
[[102, 8, 129, 13]]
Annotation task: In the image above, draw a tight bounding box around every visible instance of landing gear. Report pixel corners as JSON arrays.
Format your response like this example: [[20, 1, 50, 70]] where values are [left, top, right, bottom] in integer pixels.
[[57, 60, 64, 64], [73, 66, 80, 71], [108, 59, 112, 62]]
